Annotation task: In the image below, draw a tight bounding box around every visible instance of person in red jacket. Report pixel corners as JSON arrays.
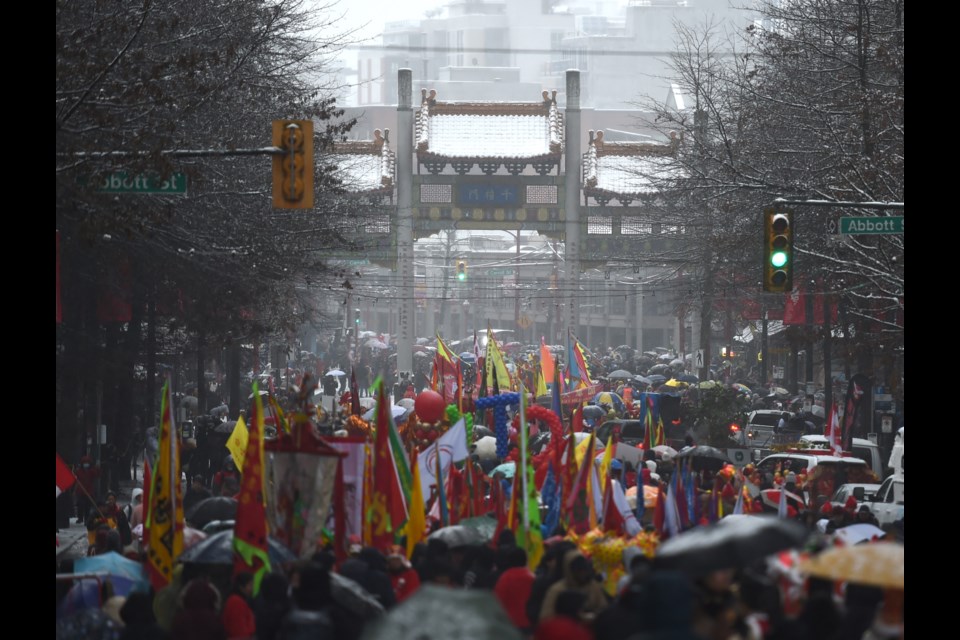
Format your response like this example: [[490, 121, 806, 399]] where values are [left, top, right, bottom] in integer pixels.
[[386, 545, 421, 604], [493, 546, 536, 632], [222, 572, 256, 640]]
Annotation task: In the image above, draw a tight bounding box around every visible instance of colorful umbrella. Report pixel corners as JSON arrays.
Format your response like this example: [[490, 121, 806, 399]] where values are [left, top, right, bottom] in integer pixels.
[[800, 543, 903, 589], [759, 489, 807, 512], [592, 391, 625, 413]]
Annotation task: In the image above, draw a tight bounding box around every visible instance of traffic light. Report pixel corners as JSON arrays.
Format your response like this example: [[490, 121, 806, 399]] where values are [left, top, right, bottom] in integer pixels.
[[272, 120, 314, 209], [456, 260, 467, 281], [354, 308, 361, 325], [763, 208, 794, 292]]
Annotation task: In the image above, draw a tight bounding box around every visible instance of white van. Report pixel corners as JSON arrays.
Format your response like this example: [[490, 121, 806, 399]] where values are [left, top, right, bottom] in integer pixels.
[[799, 435, 883, 475]]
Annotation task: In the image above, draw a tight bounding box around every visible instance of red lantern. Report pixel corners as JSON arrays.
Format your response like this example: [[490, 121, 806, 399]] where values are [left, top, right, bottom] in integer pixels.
[[415, 390, 445, 423]]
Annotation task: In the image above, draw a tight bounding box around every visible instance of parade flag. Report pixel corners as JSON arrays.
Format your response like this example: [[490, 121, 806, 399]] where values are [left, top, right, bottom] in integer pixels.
[[485, 329, 512, 391], [560, 432, 578, 518], [226, 415, 249, 471], [418, 418, 468, 502], [551, 362, 563, 425], [233, 382, 270, 595], [405, 449, 427, 559], [146, 379, 184, 590], [434, 450, 450, 526], [567, 330, 593, 387], [517, 383, 544, 569], [641, 393, 655, 450], [826, 402, 843, 455], [602, 477, 626, 535], [540, 463, 561, 538], [597, 434, 616, 492], [842, 374, 870, 452], [267, 394, 291, 434], [56, 453, 75, 498], [541, 338, 555, 384], [448, 462, 469, 524], [369, 378, 410, 549], [436, 333, 462, 407], [663, 477, 682, 538], [566, 433, 596, 534], [536, 366, 548, 398]]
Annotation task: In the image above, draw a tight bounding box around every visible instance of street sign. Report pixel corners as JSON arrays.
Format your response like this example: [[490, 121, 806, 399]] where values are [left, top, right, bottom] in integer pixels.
[[773, 365, 785, 379], [96, 171, 188, 194], [695, 349, 704, 369], [839, 216, 903, 234], [487, 268, 515, 277], [726, 448, 749, 467]]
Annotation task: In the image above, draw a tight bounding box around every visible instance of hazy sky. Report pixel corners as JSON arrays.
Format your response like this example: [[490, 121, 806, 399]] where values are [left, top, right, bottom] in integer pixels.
[[331, 0, 444, 42]]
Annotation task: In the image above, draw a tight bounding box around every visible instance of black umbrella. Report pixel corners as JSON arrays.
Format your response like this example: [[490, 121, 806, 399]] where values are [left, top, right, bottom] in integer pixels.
[[678, 373, 699, 384], [178, 529, 296, 566], [213, 420, 237, 434], [472, 425, 494, 439], [186, 496, 237, 529], [655, 514, 808, 576], [647, 374, 667, 384], [674, 446, 731, 471], [330, 572, 386, 617], [608, 369, 634, 380], [581, 405, 606, 420]]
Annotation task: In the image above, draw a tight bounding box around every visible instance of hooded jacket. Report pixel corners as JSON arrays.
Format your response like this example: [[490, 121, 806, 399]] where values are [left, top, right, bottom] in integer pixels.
[[538, 550, 609, 622]]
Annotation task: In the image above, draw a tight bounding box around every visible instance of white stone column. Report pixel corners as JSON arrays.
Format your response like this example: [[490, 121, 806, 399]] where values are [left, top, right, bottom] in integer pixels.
[[396, 69, 415, 379], [564, 70, 582, 337]]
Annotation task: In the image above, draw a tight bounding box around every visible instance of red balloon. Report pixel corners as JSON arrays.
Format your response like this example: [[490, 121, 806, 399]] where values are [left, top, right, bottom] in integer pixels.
[[415, 390, 446, 423]]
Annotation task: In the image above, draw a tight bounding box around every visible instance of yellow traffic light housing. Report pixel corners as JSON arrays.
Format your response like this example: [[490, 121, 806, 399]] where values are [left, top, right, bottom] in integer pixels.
[[456, 260, 467, 281], [272, 120, 314, 209], [763, 208, 794, 292]]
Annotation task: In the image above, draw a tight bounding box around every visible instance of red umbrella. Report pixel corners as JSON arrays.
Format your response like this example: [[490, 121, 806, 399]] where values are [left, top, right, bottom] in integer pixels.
[[759, 489, 806, 512]]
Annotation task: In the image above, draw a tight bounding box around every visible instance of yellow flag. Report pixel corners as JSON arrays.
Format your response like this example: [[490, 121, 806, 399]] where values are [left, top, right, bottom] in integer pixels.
[[575, 432, 593, 466], [598, 434, 615, 493], [226, 416, 249, 471], [536, 366, 548, 398], [145, 380, 184, 589], [406, 450, 427, 559], [485, 330, 512, 391]]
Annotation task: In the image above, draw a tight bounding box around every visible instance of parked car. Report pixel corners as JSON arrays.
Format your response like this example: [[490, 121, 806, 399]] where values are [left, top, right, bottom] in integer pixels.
[[830, 483, 882, 510], [866, 475, 904, 526]]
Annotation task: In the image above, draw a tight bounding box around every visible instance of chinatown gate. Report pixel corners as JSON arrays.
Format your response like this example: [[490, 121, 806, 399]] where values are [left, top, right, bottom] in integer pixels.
[[343, 69, 685, 378]]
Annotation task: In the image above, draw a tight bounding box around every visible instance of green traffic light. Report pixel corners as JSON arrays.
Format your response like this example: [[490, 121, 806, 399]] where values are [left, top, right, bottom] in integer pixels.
[[771, 251, 788, 268], [457, 272, 466, 281]]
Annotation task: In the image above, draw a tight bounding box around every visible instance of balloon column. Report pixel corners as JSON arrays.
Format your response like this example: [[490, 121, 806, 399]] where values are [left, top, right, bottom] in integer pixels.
[[475, 392, 520, 459]]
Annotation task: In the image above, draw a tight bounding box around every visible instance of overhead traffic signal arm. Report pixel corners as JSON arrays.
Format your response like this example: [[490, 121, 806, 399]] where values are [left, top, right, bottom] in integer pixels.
[[272, 120, 314, 209], [763, 208, 794, 292]]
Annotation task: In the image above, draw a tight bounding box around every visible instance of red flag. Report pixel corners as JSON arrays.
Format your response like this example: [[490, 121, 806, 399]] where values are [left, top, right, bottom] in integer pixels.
[[234, 383, 271, 595], [561, 434, 578, 515], [565, 434, 595, 534], [371, 378, 407, 549], [825, 402, 842, 455], [447, 463, 468, 524], [601, 477, 625, 535], [56, 453, 75, 498], [572, 404, 584, 433]]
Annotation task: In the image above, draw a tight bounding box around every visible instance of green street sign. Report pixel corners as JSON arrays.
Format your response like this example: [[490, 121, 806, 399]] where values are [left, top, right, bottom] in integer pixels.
[[839, 216, 903, 234], [486, 268, 515, 277], [96, 172, 188, 194]]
